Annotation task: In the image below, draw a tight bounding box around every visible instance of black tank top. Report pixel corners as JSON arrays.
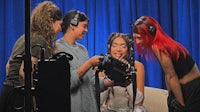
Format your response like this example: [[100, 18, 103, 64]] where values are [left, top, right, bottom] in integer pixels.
[[172, 53, 195, 79]]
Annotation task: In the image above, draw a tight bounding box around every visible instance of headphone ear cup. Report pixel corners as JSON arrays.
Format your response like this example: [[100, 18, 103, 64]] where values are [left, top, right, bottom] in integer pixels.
[[70, 19, 78, 26], [149, 25, 156, 35], [70, 11, 79, 26], [142, 21, 156, 35]]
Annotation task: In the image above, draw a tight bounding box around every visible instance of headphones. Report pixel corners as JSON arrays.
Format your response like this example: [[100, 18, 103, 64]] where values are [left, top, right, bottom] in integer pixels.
[[70, 11, 80, 26], [134, 17, 156, 35], [142, 20, 156, 35]]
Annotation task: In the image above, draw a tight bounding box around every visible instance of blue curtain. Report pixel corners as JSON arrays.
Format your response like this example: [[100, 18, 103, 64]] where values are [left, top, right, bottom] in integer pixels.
[[0, 0, 199, 92]]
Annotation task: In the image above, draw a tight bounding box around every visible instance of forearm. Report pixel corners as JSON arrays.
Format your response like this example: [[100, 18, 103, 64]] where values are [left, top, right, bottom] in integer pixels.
[[167, 76, 185, 106], [165, 76, 171, 92], [76, 59, 93, 79]]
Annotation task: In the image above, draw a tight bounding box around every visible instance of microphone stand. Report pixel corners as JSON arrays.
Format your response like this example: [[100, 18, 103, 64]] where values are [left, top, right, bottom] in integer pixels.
[[24, 0, 32, 111]]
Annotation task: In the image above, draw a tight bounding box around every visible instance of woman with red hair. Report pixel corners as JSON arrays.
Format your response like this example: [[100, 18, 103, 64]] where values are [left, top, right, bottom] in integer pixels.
[[133, 16, 200, 112]]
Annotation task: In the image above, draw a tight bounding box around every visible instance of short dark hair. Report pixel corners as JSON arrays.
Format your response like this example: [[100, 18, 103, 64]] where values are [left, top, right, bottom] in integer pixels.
[[61, 10, 89, 33]]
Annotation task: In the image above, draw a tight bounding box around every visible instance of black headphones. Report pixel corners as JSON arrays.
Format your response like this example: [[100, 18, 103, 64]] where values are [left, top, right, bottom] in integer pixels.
[[141, 20, 156, 35], [134, 17, 156, 35], [70, 11, 80, 26]]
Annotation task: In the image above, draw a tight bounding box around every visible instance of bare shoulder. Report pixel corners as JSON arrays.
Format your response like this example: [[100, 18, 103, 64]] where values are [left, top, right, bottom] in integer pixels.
[[134, 60, 144, 70], [135, 61, 144, 67]]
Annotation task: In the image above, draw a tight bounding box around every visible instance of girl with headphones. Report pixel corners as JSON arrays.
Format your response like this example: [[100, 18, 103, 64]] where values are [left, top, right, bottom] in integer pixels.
[[56, 10, 113, 112], [133, 16, 200, 112]]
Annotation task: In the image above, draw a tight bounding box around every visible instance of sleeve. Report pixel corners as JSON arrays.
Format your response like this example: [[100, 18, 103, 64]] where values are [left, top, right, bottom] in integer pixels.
[[56, 41, 83, 90], [30, 36, 46, 59], [70, 69, 83, 90], [10, 35, 25, 59], [99, 77, 106, 91]]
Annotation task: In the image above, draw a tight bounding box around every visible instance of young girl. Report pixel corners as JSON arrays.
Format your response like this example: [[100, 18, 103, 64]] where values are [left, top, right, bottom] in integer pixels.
[[100, 33, 147, 112]]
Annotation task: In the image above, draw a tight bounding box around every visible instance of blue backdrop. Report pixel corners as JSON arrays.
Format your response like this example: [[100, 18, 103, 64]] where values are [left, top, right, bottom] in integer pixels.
[[0, 0, 200, 92]]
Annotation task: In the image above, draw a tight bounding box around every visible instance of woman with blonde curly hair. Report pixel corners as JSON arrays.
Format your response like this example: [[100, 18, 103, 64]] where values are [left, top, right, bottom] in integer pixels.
[[0, 1, 62, 112]]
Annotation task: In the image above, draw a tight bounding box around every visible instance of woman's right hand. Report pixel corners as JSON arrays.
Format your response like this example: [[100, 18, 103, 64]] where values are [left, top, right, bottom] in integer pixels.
[[89, 55, 104, 67]]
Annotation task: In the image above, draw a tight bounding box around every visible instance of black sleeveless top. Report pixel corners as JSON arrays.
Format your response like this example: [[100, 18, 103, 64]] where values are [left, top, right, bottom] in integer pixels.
[[172, 53, 195, 79]]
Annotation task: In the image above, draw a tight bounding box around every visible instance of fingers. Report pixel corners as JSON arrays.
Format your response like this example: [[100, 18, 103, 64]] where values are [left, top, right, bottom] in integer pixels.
[[91, 55, 104, 67], [98, 55, 104, 61], [117, 56, 129, 65], [133, 33, 141, 38]]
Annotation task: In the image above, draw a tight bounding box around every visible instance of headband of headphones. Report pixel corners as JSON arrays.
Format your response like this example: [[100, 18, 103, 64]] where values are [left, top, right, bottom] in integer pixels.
[[133, 17, 156, 35]]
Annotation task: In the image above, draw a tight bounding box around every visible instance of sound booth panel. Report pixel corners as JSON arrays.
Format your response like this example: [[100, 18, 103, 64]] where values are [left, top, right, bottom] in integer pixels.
[[35, 56, 70, 112]]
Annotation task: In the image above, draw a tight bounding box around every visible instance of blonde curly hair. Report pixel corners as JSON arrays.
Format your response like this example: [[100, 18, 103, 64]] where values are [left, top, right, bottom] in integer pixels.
[[30, 1, 62, 54]]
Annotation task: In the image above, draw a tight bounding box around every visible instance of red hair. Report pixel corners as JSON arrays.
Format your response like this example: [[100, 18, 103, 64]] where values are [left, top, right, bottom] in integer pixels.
[[133, 16, 188, 61]]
